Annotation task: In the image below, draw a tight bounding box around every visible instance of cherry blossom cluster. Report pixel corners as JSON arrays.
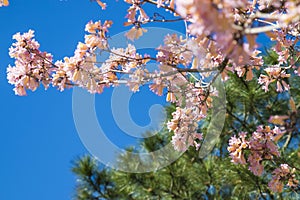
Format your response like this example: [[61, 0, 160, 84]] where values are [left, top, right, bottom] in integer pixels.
[[248, 126, 283, 176], [268, 164, 299, 193], [7, 30, 54, 95], [123, 0, 150, 41], [52, 20, 123, 93], [228, 126, 284, 176], [7, 20, 117, 94], [258, 29, 300, 92], [165, 79, 214, 151], [279, 1, 300, 27], [156, 34, 193, 67], [174, 0, 257, 65], [166, 80, 217, 152], [173, 0, 300, 79], [125, 0, 149, 25], [167, 106, 203, 152], [258, 66, 291, 92], [102, 43, 150, 92], [151, 33, 227, 151], [227, 132, 248, 165], [228, 126, 300, 192]]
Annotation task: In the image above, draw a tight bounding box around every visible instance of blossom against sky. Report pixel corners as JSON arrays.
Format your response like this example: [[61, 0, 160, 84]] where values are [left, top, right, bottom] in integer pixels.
[[0, 1, 137, 199]]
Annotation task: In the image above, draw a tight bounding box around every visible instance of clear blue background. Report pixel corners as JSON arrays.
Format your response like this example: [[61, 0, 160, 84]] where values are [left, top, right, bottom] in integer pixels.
[[0, 1, 188, 199]]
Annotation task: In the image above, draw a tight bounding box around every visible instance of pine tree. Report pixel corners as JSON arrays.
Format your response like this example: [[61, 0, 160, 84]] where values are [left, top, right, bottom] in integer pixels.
[[72, 50, 300, 200]]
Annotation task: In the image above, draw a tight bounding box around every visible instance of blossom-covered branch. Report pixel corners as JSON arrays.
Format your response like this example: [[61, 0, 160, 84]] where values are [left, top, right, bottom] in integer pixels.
[[5, 0, 300, 193]]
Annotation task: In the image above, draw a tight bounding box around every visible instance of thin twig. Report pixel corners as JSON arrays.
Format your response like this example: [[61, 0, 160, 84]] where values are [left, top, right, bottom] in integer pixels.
[[142, 0, 179, 15]]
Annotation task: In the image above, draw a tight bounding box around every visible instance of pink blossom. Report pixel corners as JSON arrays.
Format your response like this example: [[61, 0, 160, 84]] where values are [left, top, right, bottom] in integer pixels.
[[228, 132, 248, 165], [7, 30, 53, 95], [168, 107, 204, 151], [258, 67, 290, 92], [228, 126, 284, 177], [248, 152, 264, 176], [268, 164, 298, 193]]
